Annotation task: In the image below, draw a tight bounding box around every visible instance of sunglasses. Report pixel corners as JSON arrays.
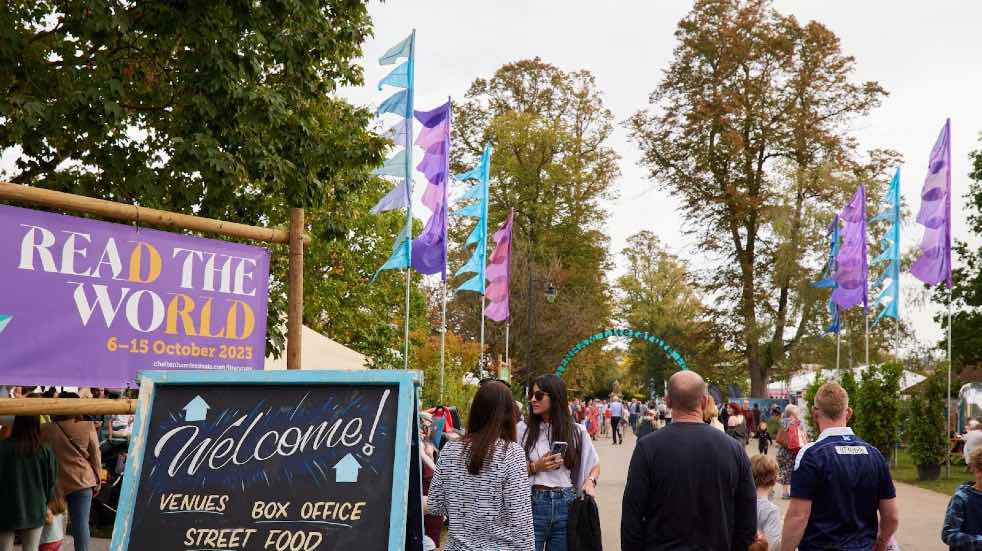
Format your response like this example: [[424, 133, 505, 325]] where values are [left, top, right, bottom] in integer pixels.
[[529, 390, 550, 402]]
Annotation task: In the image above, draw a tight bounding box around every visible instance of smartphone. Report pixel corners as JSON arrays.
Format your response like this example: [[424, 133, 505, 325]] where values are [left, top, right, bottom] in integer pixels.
[[551, 441, 568, 456]]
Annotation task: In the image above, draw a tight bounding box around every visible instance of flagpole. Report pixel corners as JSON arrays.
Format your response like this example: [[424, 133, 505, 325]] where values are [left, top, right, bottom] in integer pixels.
[[401, 30, 416, 370], [947, 285, 953, 478], [836, 330, 841, 371], [440, 281, 447, 403], [864, 311, 870, 367], [505, 322, 510, 366], [480, 294, 486, 372]]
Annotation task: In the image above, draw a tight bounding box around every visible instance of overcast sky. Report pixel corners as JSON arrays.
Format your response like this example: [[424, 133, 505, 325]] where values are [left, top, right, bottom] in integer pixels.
[[340, 1, 982, 353]]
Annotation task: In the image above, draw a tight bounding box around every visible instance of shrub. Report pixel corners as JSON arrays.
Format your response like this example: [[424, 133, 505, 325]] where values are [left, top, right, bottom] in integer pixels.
[[907, 374, 948, 467], [853, 363, 902, 457]]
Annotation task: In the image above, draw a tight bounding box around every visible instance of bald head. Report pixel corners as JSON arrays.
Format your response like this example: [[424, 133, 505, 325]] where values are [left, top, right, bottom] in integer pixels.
[[667, 371, 707, 414]]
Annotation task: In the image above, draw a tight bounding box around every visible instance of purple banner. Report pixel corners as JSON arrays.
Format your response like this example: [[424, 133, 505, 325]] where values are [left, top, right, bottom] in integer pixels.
[[0, 204, 271, 388]]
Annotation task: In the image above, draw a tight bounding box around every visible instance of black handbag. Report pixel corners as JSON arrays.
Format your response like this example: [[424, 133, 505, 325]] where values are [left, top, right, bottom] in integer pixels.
[[567, 494, 602, 551]]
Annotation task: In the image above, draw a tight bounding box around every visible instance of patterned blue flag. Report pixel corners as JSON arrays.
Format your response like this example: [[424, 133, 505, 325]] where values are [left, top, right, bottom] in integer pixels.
[[872, 169, 901, 326], [453, 144, 492, 294]]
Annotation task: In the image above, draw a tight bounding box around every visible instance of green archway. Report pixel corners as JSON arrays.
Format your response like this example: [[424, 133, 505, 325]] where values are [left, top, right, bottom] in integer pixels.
[[555, 328, 688, 377]]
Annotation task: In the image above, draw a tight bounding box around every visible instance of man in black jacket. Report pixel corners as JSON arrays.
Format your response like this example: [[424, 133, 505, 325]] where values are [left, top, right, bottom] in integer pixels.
[[621, 370, 757, 551]]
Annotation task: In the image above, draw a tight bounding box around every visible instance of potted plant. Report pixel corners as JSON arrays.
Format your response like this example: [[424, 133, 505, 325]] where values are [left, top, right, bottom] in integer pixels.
[[907, 374, 948, 481]]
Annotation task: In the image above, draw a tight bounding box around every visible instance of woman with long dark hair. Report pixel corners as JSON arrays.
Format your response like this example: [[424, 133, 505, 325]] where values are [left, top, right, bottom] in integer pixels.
[[0, 416, 58, 551], [519, 374, 600, 551], [427, 381, 534, 551]]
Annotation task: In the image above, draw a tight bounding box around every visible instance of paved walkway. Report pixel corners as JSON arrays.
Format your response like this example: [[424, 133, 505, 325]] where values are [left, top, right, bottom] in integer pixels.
[[30, 430, 949, 551], [594, 427, 949, 550]]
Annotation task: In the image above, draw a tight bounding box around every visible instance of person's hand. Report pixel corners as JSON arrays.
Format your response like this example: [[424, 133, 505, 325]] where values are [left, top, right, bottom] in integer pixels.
[[580, 478, 597, 497], [93, 484, 101, 497], [532, 452, 563, 473], [755, 530, 765, 541]]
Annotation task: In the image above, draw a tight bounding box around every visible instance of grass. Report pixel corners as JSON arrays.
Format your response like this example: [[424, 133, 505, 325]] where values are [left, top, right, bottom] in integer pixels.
[[890, 448, 969, 496]]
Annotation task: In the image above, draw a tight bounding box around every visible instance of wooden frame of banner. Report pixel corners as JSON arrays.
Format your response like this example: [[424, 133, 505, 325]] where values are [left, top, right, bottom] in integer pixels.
[[0, 181, 309, 416]]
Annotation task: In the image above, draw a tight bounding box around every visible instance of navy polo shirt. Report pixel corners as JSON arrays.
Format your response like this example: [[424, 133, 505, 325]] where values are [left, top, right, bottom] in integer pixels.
[[791, 426, 896, 551]]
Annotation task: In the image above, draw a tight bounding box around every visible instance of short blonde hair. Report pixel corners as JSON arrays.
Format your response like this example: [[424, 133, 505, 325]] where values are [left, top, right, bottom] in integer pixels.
[[970, 446, 982, 473], [783, 404, 800, 420], [814, 382, 849, 420], [704, 396, 719, 423], [751, 454, 778, 489]]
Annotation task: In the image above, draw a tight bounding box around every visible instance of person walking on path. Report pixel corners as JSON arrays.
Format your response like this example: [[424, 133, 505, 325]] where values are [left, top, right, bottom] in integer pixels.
[[426, 381, 534, 551], [0, 416, 58, 551], [780, 382, 899, 551], [963, 419, 982, 466], [726, 403, 748, 443], [756, 422, 773, 456], [621, 371, 757, 551], [39, 395, 101, 551], [601, 401, 610, 437], [609, 397, 625, 445], [752, 454, 783, 550], [942, 446, 982, 549], [629, 399, 640, 435], [776, 404, 805, 500], [519, 374, 600, 551], [587, 400, 600, 440], [704, 397, 725, 432]]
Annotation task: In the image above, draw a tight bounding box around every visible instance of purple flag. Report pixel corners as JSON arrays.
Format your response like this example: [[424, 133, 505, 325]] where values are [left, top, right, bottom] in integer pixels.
[[409, 100, 451, 279], [484, 210, 514, 322], [911, 119, 952, 288], [831, 186, 868, 312]]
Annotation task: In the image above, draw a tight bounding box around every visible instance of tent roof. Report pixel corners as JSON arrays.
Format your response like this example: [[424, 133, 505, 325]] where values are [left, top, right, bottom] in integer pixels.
[[264, 325, 366, 371]]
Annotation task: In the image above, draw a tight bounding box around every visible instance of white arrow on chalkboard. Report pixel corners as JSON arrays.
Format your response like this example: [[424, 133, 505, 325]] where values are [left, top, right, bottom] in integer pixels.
[[0, 314, 11, 335], [333, 453, 362, 483], [182, 395, 210, 422]]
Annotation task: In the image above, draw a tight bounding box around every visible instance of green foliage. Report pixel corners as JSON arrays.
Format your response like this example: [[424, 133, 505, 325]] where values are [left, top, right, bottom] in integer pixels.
[[907, 374, 949, 467], [414, 329, 481, 416], [934, 145, 982, 369], [0, 1, 418, 362], [628, 0, 894, 395], [803, 374, 827, 438], [450, 58, 618, 382], [839, 369, 859, 427], [617, 231, 738, 393], [853, 363, 902, 456]]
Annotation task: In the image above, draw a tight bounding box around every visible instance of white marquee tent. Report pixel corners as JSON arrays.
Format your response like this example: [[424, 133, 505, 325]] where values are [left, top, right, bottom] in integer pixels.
[[264, 325, 367, 371]]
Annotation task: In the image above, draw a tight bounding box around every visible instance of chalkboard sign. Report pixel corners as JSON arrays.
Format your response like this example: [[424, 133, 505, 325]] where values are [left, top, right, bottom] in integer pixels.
[[111, 370, 420, 551]]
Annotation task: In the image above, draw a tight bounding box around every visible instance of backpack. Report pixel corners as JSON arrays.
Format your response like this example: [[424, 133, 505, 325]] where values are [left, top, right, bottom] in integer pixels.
[[786, 422, 802, 451]]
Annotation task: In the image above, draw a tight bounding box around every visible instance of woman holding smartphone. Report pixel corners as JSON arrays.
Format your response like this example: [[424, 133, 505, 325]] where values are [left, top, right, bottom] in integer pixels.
[[519, 374, 600, 551]]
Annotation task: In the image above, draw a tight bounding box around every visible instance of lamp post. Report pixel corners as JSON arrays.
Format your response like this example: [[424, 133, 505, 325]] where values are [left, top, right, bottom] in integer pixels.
[[525, 274, 558, 394]]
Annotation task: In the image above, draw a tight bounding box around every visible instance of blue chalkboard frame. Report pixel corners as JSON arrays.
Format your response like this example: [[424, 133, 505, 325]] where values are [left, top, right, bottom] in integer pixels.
[[109, 369, 420, 551]]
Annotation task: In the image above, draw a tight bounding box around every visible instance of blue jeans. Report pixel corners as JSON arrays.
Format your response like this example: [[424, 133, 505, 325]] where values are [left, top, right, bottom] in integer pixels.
[[532, 487, 575, 551], [67, 488, 93, 551]]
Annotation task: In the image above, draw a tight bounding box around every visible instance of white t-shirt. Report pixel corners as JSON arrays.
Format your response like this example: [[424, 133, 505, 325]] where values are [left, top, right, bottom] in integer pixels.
[[609, 401, 625, 418], [517, 421, 599, 492]]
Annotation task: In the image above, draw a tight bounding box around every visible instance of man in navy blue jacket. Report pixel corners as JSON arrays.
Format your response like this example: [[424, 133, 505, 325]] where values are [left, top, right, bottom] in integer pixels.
[[621, 370, 756, 551], [780, 382, 900, 551]]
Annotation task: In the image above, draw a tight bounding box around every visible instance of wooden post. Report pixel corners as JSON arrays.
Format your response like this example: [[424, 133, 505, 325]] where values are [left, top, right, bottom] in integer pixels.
[[0, 398, 135, 416], [0, 181, 308, 245], [287, 208, 304, 370]]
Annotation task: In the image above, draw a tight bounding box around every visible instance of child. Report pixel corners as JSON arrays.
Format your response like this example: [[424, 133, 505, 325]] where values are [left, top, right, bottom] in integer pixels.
[[39, 487, 66, 551], [751, 455, 782, 551], [943, 446, 982, 549], [756, 421, 772, 455]]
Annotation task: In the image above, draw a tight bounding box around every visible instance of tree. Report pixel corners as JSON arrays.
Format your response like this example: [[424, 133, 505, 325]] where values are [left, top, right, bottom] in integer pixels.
[[617, 231, 739, 393], [935, 145, 982, 369], [413, 328, 481, 415], [449, 59, 619, 383], [629, 0, 892, 395], [0, 2, 404, 360]]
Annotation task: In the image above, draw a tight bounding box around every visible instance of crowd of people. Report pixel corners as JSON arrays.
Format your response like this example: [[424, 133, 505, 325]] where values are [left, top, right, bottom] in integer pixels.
[[11, 375, 982, 550], [0, 386, 133, 551]]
